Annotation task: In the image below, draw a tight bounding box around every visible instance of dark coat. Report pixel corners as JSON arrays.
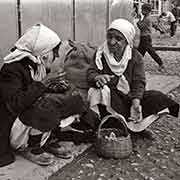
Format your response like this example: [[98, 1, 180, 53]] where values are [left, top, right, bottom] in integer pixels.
[[0, 58, 46, 167]]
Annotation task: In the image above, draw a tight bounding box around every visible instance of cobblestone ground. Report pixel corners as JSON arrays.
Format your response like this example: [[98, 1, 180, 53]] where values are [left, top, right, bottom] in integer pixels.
[[49, 29, 180, 180]]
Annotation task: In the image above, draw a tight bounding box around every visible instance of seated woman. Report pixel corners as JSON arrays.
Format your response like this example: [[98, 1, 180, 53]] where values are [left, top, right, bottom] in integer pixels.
[[0, 24, 93, 167], [87, 18, 179, 140]]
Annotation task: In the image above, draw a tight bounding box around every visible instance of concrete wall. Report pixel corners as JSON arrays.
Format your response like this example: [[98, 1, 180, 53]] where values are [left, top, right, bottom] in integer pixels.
[[0, 0, 133, 61], [0, 0, 17, 59]]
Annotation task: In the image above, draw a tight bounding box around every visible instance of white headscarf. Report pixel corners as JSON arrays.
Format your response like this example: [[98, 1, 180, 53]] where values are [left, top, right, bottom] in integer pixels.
[[4, 23, 61, 81], [108, 18, 135, 48]]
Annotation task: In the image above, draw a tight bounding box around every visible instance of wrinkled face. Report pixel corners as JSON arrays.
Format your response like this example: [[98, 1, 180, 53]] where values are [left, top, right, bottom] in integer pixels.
[[107, 29, 128, 61]]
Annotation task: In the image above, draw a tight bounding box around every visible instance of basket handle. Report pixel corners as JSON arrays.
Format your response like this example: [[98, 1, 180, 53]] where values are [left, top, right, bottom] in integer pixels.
[[97, 114, 129, 138]]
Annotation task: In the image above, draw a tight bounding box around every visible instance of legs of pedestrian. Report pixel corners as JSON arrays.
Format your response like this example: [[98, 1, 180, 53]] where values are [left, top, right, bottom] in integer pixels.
[[170, 22, 176, 37], [137, 36, 147, 56], [138, 35, 165, 72], [146, 44, 165, 71]]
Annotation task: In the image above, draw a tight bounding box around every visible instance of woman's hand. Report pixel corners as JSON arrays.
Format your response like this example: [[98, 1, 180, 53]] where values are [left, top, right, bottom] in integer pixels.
[[95, 74, 114, 88], [129, 98, 142, 123], [48, 79, 69, 92], [41, 71, 66, 87], [41, 71, 70, 92]]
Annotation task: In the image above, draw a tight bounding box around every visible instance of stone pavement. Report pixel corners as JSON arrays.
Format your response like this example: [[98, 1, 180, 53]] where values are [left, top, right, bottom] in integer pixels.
[[146, 73, 180, 94], [0, 74, 180, 180]]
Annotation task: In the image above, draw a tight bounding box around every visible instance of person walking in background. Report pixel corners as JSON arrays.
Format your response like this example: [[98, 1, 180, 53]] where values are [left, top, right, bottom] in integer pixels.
[[161, 11, 177, 37], [137, 3, 166, 72], [171, 4, 179, 22]]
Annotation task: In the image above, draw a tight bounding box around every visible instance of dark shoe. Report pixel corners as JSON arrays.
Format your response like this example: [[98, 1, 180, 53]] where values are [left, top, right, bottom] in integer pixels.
[[0, 151, 15, 167], [158, 65, 166, 73], [43, 143, 72, 159], [138, 129, 156, 140], [20, 149, 54, 166], [51, 130, 95, 145]]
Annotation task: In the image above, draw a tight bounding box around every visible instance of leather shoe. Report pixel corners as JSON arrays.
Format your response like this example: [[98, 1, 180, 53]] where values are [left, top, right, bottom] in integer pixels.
[[43, 143, 72, 159], [19, 149, 54, 166]]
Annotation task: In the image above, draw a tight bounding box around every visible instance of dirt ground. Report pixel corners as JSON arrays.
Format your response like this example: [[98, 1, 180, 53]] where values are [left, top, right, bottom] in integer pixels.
[[49, 89, 180, 180], [49, 28, 180, 180]]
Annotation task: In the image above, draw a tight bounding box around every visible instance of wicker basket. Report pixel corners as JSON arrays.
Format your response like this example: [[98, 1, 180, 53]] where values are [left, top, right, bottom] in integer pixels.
[[95, 114, 132, 159]]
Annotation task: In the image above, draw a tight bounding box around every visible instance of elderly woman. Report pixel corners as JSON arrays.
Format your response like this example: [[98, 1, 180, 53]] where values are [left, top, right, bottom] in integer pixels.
[[0, 24, 89, 167], [87, 18, 179, 140]]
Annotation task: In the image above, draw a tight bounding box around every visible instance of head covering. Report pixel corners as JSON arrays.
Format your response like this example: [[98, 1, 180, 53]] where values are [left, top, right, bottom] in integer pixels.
[[4, 23, 61, 64], [108, 18, 136, 48], [4, 24, 61, 81]]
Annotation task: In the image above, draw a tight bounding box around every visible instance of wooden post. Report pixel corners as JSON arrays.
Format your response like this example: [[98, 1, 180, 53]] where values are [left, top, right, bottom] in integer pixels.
[[106, 0, 110, 30], [72, 0, 76, 41], [17, 0, 22, 38]]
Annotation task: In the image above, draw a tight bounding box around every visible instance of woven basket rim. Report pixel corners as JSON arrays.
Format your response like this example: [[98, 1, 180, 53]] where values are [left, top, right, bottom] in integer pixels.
[[97, 114, 129, 138], [98, 128, 131, 139]]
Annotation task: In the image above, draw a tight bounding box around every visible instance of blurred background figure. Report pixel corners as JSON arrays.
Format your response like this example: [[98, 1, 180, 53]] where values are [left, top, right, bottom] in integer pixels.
[[171, 4, 179, 24], [160, 11, 177, 37]]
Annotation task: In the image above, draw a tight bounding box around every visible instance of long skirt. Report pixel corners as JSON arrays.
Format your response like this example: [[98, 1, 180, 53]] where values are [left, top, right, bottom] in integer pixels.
[[20, 86, 87, 132], [110, 90, 179, 119]]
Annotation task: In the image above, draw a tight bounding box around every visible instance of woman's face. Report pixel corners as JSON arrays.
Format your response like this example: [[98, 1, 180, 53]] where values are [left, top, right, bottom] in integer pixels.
[[106, 29, 128, 60], [42, 47, 60, 72]]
